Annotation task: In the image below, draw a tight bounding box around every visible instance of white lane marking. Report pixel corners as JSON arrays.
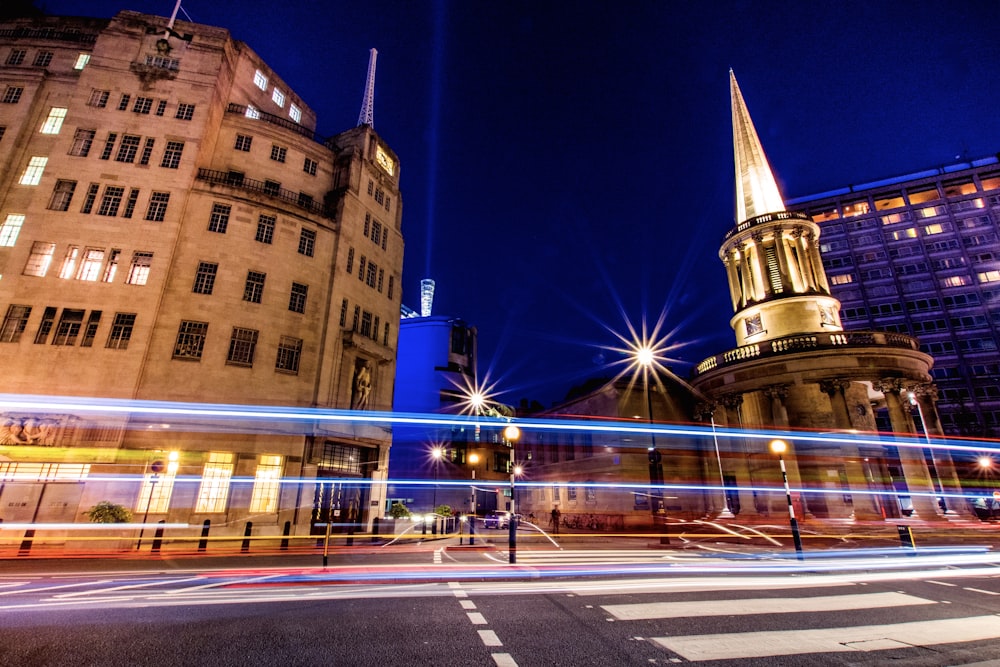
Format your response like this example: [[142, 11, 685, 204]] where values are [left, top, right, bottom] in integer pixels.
[[570, 579, 855, 597], [964, 587, 1000, 596], [434, 548, 443, 564], [651, 615, 1000, 661], [478, 630, 502, 647], [927, 580, 957, 587], [467, 612, 487, 625], [604, 592, 934, 620], [491, 653, 518, 667], [0, 582, 29, 589], [460, 600, 477, 610], [163, 573, 282, 595], [448, 582, 462, 589], [0, 579, 115, 596], [454, 590, 468, 598], [54, 576, 204, 598]]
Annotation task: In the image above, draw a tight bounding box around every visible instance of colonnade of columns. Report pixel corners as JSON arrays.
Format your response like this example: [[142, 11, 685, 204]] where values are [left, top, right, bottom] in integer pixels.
[[722, 226, 830, 310]]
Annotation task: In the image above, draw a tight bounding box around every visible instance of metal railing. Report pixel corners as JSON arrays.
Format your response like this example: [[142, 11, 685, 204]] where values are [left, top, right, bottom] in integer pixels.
[[195, 168, 332, 218]]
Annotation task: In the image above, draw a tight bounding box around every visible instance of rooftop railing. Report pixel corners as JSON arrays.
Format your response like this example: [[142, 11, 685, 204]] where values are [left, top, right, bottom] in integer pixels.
[[195, 168, 332, 218]]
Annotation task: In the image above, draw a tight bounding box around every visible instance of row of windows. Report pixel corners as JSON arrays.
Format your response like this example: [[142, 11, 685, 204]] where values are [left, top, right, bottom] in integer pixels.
[[363, 213, 388, 249], [251, 68, 302, 122], [85, 88, 195, 120], [366, 179, 392, 213], [37, 180, 171, 220], [808, 175, 1000, 222], [337, 298, 391, 346], [17, 242, 153, 285], [1, 305, 136, 349], [233, 133, 319, 176], [5, 47, 89, 69], [345, 247, 394, 298], [65, 129, 185, 168], [192, 261, 309, 313], [172, 319, 304, 373], [205, 202, 317, 257]]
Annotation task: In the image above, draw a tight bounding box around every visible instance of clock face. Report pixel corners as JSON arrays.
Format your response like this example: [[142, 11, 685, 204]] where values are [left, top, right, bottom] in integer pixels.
[[375, 146, 395, 176]]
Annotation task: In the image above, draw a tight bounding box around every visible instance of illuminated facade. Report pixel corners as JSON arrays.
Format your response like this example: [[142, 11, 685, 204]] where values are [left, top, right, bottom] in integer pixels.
[[690, 71, 965, 522], [786, 157, 1000, 438], [0, 11, 403, 538]]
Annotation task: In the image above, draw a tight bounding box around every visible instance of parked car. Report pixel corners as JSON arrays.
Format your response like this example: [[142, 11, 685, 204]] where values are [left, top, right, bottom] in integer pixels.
[[483, 511, 510, 529]]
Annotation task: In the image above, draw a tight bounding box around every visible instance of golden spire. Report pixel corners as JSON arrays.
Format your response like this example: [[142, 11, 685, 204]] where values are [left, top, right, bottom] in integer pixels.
[[730, 69, 784, 223]]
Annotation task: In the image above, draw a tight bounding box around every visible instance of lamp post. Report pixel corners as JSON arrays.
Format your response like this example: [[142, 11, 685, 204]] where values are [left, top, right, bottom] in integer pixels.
[[468, 452, 479, 545], [769, 439, 803, 559], [430, 446, 443, 512], [908, 391, 948, 514], [504, 424, 520, 564], [633, 343, 668, 544], [710, 415, 735, 518]]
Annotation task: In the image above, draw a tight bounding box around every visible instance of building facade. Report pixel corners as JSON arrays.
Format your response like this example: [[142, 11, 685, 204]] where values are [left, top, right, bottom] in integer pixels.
[[786, 157, 1000, 439], [0, 11, 403, 538]]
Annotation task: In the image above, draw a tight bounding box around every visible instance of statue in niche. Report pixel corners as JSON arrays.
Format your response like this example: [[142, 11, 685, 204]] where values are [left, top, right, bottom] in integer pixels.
[[0, 416, 57, 445], [350, 358, 373, 410]]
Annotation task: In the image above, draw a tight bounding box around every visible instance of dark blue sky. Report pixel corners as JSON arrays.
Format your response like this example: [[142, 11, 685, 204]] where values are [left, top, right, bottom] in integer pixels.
[[43, 1, 1000, 407]]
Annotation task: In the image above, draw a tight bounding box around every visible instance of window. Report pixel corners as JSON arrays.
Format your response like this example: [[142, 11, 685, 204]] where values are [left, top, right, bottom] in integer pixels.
[[289, 103, 301, 123], [73, 53, 90, 70], [117, 93, 131, 111], [289, 282, 307, 313], [346, 248, 354, 273], [40, 107, 67, 134], [303, 157, 317, 175], [115, 134, 140, 163], [6, 49, 25, 65], [155, 99, 167, 116], [340, 299, 348, 327], [132, 96, 153, 114], [193, 262, 218, 294], [23, 241, 55, 276], [80, 311, 101, 347], [34, 307, 56, 344], [227, 327, 258, 367], [253, 69, 268, 90], [0, 305, 31, 343], [175, 102, 195, 120], [139, 138, 155, 166], [881, 211, 911, 225], [388, 275, 394, 300], [97, 186, 125, 216], [263, 180, 280, 196], [87, 89, 109, 108], [298, 228, 316, 256], [135, 452, 179, 513], [51, 309, 84, 345], [245, 105, 260, 120], [909, 188, 940, 205], [78, 248, 104, 281], [270, 145, 287, 162], [941, 275, 970, 288], [243, 271, 266, 303], [271, 88, 285, 107], [918, 205, 945, 219], [33, 51, 53, 67], [2, 86, 23, 104], [126, 251, 153, 285], [377, 269, 384, 292], [297, 192, 313, 209], [68, 128, 95, 156], [248, 455, 283, 512], [208, 203, 230, 233], [102, 249, 120, 283], [160, 141, 184, 168], [144, 55, 178, 70], [978, 271, 1000, 284], [122, 189, 139, 218], [80, 183, 99, 214], [366, 261, 377, 288], [0, 214, 24, 246], [275, 337, 302, 374], [99, 132, 117, 160], [195, 452, 234, 513], [352, 305, 359, 331], [106, 312, 136, 349], [174, 320, 208, 359], [358, 255, 366, 280], [255, 215, 275, 244], [890, 228, 917, 241], [383, 322, 390, 346], [19, 156, 47, 185], [144, 192, 170, 221], [371, 220, 382, 246], [234, 134, 252, 151]]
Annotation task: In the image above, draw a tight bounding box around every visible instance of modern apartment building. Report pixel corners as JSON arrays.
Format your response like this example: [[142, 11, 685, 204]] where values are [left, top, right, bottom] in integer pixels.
[[787, 157, 1000, 438], [0, 11, 403, 538]]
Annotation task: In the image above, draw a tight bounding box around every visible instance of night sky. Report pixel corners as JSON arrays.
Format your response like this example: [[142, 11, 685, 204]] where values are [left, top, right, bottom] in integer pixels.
[[40, 1, 1000, 408]]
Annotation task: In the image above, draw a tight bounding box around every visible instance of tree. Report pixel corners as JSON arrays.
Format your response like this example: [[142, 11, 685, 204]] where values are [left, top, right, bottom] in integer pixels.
[[434, 504, 453, 517], [388, 502, 410, 519], [86, 501, 133, 523]]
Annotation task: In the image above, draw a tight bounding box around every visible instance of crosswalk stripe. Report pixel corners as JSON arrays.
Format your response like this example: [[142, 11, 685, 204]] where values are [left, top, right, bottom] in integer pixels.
[[603, 592, 934, 620], [651, 615, 1000, 661]]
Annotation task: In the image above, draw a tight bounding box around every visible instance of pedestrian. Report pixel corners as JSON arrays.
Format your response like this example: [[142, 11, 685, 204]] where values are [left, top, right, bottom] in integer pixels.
[[551, 507, 560, 534]]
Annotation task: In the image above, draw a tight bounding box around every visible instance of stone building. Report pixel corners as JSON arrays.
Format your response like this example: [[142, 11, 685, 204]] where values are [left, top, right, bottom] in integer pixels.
[[690, 72, 963, 522], [0, 11, 403, 538]]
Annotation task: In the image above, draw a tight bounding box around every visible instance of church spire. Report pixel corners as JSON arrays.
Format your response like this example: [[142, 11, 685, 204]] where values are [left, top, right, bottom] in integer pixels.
[[357, 48, 377, 128], [730, 69, 784, 223]]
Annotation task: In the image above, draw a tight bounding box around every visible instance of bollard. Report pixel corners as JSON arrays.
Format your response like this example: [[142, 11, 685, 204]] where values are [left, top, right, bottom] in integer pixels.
[[241, 521, 253, 552], [371, 516, 380, 543], [280, 520, 291, 551], [151, 520, 165, 553], [18, 529, 35, 556], [198, 519, 211, 552], [897, 525, 915, 551]]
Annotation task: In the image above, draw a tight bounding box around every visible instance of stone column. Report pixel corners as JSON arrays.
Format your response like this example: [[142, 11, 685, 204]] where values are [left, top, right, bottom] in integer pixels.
[[762, 384, 790, 428], [911, 383, 972, 518], [806, 231, 830, 292], [874, 378, 945, 520], [724, 254, 741, 311], [790, 229, 814, 292], [761, 384, 811, 518], [780, 234, 804, 292], [720, 393, 761, 517], [820, 378, 882, 520]]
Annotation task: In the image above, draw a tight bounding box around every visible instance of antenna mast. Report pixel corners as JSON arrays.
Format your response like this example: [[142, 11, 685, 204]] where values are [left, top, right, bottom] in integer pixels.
[[357, 48, 377, 127]]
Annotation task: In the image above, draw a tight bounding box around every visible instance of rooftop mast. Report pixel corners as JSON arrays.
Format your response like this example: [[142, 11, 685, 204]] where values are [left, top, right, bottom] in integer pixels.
[[357, 48, 377, 128]]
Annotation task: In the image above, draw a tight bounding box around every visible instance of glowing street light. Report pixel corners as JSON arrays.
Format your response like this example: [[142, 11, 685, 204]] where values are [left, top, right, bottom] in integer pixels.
[[504, 424, 520, 564], [978, 456, 994, 470], [468, 452, 480, 545], [769, 439, 804, 559]]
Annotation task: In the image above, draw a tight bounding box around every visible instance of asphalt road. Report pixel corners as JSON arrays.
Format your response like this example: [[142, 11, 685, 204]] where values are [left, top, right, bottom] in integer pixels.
[[2, 542, 1000, 666]]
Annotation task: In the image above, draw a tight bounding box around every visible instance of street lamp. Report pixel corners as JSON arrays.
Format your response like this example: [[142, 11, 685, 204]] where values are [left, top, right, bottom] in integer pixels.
[[468, 452, 480, 545], [632, 343, 669, 544], [769, 439, 804, 559], [504, 424, 520, 564], [908, 391, 948, 513]]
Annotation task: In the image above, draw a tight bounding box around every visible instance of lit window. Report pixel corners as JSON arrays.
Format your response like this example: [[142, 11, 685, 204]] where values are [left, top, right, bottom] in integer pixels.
[[978, 271, 1000, 284], [275, 337, 302, 374], [40, 107, 67, 134], [19, 156, 48, 185], [245, 105, 260, 120], [174, 320, 207, 359], [23, 241, 55, 276], [74, 53, 90, 70], [917, 206, 944, 219], [195, 452, 234, 513], [941, 275, 970, 288], [272, 88, 285, 107], [253, 69, 268, 90], [923, 223, 944, 235], [0, 214, 25, 246], [78, 248, 104, 281], [891, 228, 917, 240], [102, 249, 120, 283], [289, 103, 301, 123], [830, 273, 854, 286], [249, 455, 283, 512], [227, 327, 258, 367], [126, 251, 153, 285], [135, 452, 180, 514], [0, 305, 32, 343], [908, 188, 940, 205]]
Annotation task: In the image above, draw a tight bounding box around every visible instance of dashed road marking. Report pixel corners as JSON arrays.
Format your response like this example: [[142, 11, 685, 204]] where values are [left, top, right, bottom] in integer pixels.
[[478, 630, 502, 647], [491, 653, 518, 666], [964, 587, 1000, 596], [467, 612, 487, 625], [460, 599, 477, 610]]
